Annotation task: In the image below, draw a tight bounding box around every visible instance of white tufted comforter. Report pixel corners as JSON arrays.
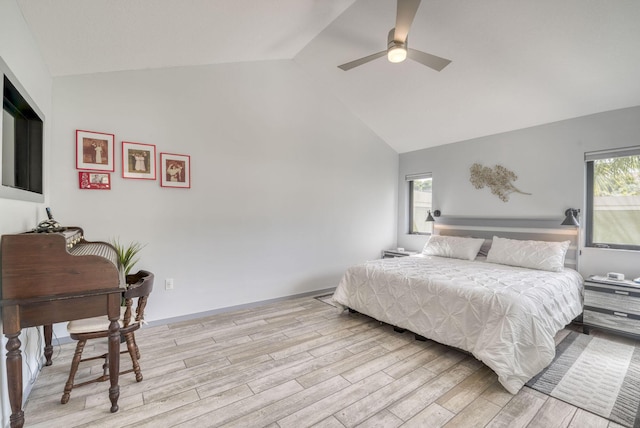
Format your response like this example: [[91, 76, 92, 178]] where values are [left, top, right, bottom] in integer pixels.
[[332, 255, 583, 394]]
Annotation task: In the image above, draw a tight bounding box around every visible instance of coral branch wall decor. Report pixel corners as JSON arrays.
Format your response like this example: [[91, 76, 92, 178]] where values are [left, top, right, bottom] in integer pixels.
[[469, 163, 531, 202]]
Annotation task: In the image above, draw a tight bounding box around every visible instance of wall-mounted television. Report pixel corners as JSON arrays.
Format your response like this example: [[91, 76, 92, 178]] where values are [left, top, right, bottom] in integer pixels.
[[1, 56, 44, 203]]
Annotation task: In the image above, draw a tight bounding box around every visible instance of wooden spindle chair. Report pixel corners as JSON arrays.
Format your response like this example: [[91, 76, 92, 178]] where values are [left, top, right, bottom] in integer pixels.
[[61, 270, 154, 404]]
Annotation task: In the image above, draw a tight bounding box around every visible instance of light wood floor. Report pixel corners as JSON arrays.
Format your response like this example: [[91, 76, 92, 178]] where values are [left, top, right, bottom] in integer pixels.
[[23, 294, 633, 428]]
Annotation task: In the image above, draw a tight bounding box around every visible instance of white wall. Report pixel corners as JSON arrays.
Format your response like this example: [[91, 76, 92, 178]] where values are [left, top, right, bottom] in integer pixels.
[[0, 0, 53, 425], [398, 106, 640, 280], [0, 0, 52, 232], [49, 61, 399, 335]]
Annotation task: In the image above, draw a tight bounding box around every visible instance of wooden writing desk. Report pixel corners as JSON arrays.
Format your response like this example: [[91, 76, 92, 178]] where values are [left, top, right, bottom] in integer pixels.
[[1, 228, 123, 428]]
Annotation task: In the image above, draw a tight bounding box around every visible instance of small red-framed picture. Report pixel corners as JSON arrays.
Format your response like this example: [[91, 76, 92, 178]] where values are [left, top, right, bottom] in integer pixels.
[[160, 152, 190, 188], [78, 171, 111, 190], [76, 130, 115, 172], [122, 141, 156, 180]]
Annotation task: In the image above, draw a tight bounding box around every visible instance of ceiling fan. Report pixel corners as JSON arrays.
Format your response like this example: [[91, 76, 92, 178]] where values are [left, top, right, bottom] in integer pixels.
[[338, 0, 451, 72]]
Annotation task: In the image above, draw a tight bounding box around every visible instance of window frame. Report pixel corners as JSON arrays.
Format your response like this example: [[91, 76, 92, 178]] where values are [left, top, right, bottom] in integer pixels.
[[585, 146, 640, 251]]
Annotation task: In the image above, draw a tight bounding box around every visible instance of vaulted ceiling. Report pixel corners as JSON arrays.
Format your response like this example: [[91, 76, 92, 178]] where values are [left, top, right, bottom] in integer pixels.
[[17, 0, 640, 153]]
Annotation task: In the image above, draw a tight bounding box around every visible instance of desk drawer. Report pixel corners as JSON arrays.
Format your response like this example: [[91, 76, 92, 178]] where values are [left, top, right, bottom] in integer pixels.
[[584, 288, 640, 315], [584, 309, 640, 336]]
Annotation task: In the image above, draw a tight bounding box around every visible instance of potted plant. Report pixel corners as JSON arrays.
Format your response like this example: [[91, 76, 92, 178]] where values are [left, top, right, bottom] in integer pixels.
[[111, 239, 145, 276]]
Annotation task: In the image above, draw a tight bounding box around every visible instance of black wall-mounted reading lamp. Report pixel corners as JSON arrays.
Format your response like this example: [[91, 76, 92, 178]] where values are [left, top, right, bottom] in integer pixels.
[[426, 210, 441, 222], [561, 208, 580, 226]]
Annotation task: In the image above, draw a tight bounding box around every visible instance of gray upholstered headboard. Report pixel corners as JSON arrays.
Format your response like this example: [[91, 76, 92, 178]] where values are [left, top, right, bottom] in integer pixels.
[[434, 217, 580, 270]]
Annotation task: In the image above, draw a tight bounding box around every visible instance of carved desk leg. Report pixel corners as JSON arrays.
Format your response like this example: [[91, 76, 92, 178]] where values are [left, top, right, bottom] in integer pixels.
[[4, 303, 25, 428], [6, 332, 24, 428], [108, 318, 120, 413], [44, 324, 53, 366]]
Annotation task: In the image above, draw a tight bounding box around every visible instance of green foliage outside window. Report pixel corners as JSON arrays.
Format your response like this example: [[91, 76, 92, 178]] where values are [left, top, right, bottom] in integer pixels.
[[410, 177, 433, 234], [593, 155, 640, 197], [590, 154, 640, 248]]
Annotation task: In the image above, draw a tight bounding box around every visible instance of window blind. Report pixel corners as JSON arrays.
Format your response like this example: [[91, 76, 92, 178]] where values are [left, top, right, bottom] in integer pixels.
[[585, 146, 640, 161], [405, 172, 432, 181]]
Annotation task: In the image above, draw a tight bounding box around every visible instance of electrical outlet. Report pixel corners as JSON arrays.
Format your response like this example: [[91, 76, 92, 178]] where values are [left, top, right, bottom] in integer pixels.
[[165, 278, 174, 290]]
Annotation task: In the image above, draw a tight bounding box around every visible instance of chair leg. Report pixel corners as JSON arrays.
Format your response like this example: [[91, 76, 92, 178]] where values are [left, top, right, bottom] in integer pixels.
[[102, 349, 109, 379], [61, 339, 86, 404], [132, 334, 141, 360], [125, 333, 143, 382]]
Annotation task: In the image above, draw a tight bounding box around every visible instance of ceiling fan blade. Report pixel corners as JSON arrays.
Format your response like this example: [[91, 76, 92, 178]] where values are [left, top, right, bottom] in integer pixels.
[[394, 0, 421, 42], [338, 51, 386, 71], [407, 48, 451, 71]]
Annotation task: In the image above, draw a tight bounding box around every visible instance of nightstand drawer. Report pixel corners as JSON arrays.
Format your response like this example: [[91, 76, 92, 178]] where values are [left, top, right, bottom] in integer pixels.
[[584, 288, 640, 315], [584, 309, 640, 336]]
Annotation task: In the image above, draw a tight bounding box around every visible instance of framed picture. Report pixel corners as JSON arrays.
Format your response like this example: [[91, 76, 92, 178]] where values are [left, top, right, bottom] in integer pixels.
[[122, 141, 156, 180], [160, 153, 191, 188], [78, 171, 111, 190], [76, 130, 115, 171]]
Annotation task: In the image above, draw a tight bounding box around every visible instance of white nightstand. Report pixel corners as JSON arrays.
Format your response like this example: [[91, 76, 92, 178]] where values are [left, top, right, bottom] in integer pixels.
[[381, 249, 417, 259], [583, 275, 640, 339]]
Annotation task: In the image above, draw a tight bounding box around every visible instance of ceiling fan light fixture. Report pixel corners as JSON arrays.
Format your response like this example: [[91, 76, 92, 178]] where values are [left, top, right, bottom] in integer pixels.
[[337, 2, 452, 72], [387, 45, 407, 63]]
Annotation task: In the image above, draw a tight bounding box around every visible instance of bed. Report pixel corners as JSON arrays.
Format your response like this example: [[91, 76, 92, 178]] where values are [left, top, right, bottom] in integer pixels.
[[332, 220, 584, 394]]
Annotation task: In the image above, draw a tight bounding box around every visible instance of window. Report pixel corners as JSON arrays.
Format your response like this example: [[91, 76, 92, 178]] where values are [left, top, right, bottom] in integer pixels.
[[585, 147, 640, 250], [407, 173, 432, 234]]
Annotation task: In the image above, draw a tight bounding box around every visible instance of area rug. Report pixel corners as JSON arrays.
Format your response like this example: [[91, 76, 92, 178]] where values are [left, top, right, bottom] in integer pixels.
[[527, 331, 640, 427], [314, 293, 337, 307]]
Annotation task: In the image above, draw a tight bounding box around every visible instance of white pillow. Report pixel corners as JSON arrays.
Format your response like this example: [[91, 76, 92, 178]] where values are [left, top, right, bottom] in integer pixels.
[[486, 236, 570, 272], [422, 235, 485, 261]]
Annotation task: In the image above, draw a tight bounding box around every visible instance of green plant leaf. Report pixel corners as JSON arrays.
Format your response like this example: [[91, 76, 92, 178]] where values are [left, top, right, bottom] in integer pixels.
[[111, 238, 145, 275]]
